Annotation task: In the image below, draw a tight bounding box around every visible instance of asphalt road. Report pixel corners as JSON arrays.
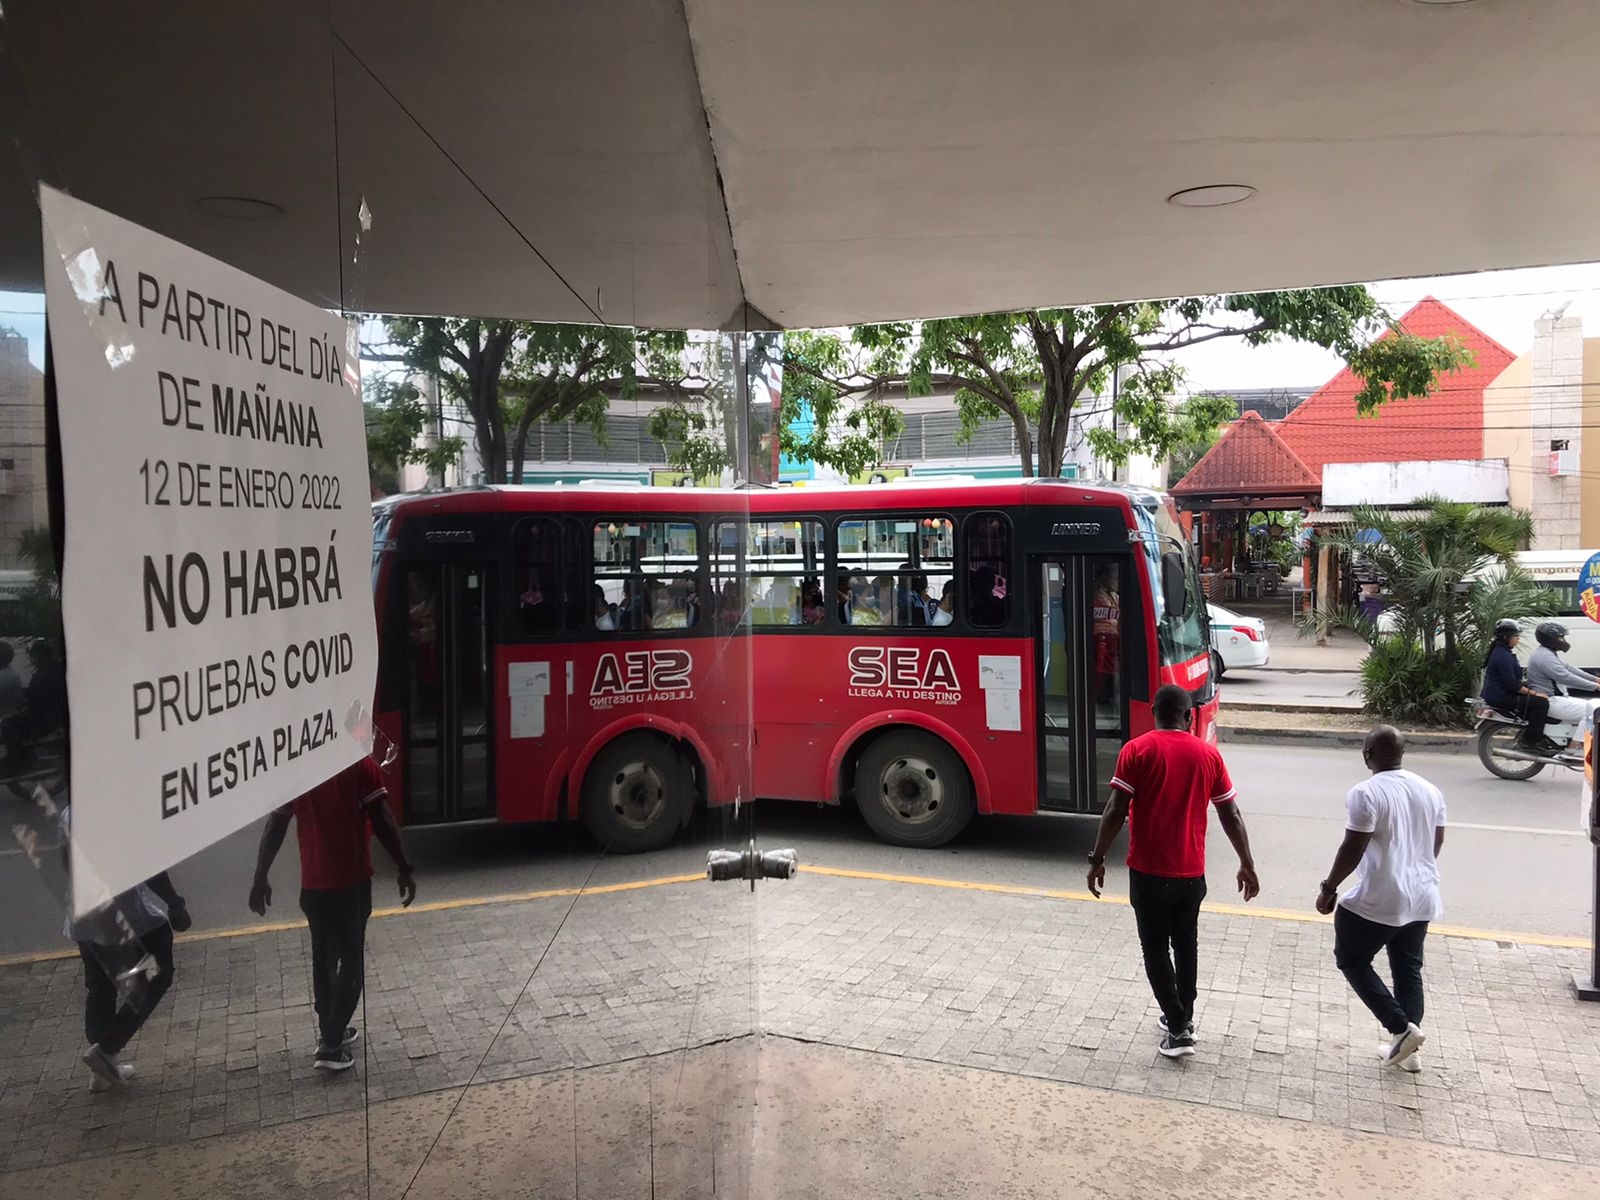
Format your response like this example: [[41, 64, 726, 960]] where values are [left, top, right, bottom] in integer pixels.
[[1216, 667, 1363, 710], [2, 743, 1592, 959]]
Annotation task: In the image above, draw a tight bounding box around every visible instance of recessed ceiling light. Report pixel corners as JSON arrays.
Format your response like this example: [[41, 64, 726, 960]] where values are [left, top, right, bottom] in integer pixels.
[[1167, 184, 1256, 208], [193, 195, 286, 220]]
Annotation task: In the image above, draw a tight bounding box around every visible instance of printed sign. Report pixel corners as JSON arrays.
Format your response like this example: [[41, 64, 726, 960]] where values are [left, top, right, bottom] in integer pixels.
[[589, 650, 694, 709], [1579, 552, 1600, 623], [42, 186, 377, 916], [847, 646, 960, 705]]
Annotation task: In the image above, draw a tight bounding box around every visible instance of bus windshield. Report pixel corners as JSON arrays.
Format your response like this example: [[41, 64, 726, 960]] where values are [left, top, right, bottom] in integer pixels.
[[1133, 497, 1207, 668]]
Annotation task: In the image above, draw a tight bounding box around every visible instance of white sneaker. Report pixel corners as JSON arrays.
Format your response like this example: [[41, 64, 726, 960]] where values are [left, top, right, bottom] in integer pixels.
[[1378, 1041, 1421, 1073], [83, 1045, 132, 1091], [1381, 1023, 1425, 1069]]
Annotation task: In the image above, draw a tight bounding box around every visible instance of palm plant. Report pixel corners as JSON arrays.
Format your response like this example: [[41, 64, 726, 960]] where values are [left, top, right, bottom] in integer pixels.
[[1304, 498, 1554, 724]]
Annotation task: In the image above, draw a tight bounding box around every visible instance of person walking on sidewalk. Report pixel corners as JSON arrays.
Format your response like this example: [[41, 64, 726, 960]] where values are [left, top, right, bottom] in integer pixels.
[[1086, 684, 1260, 1059], [249, 755, 416, 1072], [61, 804, 192, 1092], [1314, 725, 1445, 1073]]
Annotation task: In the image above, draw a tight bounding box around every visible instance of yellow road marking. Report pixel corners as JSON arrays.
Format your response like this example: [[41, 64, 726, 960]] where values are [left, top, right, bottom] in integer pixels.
[[0, 873, 706, 968], [799, 864, 1593, 950], [0, 863, 1586, 967]]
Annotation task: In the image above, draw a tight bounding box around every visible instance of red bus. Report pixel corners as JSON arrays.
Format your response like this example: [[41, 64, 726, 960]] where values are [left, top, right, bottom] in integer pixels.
[[369, 479, 1216, 850]]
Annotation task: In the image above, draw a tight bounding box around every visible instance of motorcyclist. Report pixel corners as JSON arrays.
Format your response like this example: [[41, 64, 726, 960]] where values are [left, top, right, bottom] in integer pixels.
[[1481, 618, 1557, 752], [1527, 621, 1598, 735]]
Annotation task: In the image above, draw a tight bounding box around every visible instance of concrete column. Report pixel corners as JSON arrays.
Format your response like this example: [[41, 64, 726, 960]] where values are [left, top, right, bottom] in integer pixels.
[[1530, 313, 1585, 549]]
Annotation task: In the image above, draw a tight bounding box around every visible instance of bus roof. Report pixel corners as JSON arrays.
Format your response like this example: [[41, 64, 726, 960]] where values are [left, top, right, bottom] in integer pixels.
[[373, 478, 1169, 519]]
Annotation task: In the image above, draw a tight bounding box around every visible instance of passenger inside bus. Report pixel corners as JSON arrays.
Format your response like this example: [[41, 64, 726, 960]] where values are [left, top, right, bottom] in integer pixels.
[[593, 584, 617, 631], [895, 563, 929, 626], [716, 581, 748, 632], [800, 579, 826, 625], [925, 579, 956, 627], [852, 576, 883, 626], [968, 565, 1003, 626], [836, 574, 854, 624], [1093, 565, 1120, 704]]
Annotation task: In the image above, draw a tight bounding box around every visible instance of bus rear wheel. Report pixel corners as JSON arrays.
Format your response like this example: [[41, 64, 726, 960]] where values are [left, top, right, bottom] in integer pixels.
[[855, 732, 974, 848], [581, 734, 690, 853]]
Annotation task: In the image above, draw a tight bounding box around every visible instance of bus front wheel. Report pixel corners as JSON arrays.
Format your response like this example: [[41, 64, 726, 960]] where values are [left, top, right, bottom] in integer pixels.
[[580, 734, 690, 853], [855, 732, 975, 848]]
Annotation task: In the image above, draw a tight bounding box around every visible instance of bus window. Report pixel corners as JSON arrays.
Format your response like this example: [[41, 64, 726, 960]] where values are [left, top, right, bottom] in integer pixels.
[[708, 520, 747, 633], [591, 520, 702, 633], [963, 512, 1011, 628], [837, 515, 954, 628], [730, 519, 824, 627], [513, 518, 575, 636]]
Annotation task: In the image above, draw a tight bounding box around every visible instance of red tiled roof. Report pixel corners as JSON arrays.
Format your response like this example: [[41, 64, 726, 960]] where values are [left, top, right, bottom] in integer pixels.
[[1275, 297, 1512, 472], [1170, 411, 1321, 498]]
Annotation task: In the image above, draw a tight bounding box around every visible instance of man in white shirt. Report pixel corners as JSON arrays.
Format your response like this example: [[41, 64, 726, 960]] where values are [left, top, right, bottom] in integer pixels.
[[1314, 726, 1446, 1072]]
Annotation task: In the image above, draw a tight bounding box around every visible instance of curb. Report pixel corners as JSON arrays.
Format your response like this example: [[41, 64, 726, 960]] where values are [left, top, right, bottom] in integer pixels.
[[1218, 724, 1474, 752], [1222, 701, 1364, 716]]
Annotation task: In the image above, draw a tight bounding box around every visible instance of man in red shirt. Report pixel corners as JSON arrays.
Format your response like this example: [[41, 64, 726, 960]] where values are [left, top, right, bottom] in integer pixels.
[[249, 756, 416, 1071], [1086, 685, 1259, 1058]]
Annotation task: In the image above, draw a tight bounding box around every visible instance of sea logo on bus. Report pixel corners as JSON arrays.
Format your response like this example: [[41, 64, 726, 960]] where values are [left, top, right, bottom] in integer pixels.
[[1050, 522, 1100, 536], [590, 649, 694, 709], [847, 646, 961, 705]]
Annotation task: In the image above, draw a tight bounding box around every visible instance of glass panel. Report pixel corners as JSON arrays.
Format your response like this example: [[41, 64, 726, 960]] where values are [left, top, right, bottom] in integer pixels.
[[513, 518, 572, 636], [404, 566, 444, 822], [710, 518, 751, 632], [964, 512, 1011, 627], [1091, 559, 1127, 797], [591, 519, 703, 632], [836, 515, 954, 628], [739, 518, 824, 627], [1039, 561, 1073, 801]]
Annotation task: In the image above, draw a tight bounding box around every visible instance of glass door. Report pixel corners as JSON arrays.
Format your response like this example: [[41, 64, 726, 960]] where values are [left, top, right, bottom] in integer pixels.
[[1036, 556, 1129, 812], [402, 562, 496, 823]]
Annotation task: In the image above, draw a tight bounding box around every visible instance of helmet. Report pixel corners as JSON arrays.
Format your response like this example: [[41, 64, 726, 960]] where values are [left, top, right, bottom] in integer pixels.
[[1493, 618, 1522, 641], [1536, 621, 1570, 652]]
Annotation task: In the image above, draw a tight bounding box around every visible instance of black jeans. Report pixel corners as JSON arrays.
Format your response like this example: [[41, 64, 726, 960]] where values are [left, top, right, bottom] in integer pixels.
[[1500, 692, 1550, 744], [1333, 905, 1427, 1036], [1128, 868, 1206, 1033], [80, 924, 175, 1055], [300, 881, 372, 1050]]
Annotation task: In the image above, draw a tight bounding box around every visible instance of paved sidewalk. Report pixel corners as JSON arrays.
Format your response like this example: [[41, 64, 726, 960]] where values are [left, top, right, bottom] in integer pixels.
[[1, 864, 1597, 1193]]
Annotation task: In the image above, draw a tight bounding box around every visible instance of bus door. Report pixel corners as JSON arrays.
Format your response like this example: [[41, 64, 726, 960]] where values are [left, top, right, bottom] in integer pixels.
[[400, 561, 497, 823], [1035, 555, 1130, 812]]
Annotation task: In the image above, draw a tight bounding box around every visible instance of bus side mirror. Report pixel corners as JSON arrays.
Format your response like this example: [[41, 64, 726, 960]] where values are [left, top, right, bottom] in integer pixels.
[[1161, 552, 1187, 616]]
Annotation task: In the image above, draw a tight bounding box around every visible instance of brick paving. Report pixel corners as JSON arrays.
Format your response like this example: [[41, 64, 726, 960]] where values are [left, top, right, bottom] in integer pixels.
[[0, 868, 1596, 1177]]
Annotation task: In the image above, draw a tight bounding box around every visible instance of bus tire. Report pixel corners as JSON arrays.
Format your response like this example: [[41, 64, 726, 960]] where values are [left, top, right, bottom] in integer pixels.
[[854, 732, 974, 848], [580, 734, 690, 853]]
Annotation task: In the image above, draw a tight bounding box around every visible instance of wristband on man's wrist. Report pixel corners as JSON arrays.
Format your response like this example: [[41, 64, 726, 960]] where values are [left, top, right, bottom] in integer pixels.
[[1318, 879, 1336, 894]]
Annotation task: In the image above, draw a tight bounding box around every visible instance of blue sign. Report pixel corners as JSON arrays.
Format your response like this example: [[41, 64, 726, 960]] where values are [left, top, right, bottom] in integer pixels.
[[1579, 552, 1600, 624]]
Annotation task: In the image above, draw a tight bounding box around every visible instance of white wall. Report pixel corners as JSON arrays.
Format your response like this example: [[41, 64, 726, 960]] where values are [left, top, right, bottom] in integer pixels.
[[1321, 458, 1509, 507]]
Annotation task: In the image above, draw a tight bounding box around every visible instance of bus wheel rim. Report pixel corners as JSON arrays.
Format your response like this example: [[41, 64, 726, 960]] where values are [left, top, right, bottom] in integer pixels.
[[608, 762, 668, 829], [879, 755, 943, 824]]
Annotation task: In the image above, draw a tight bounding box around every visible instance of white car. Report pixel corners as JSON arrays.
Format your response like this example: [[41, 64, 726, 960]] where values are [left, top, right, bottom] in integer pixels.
[[1208, 603, 1269, 677]]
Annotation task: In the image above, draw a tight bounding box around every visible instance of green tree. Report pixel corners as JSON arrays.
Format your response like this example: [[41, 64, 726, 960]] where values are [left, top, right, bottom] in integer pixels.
[[1310, 499, 1555, 724], [371, 319, 674, 484], [649, 330, 905, 480], [1164, 396, 1239, 489], [363, 377, 465, 494], [843, 288, 1471, 478]]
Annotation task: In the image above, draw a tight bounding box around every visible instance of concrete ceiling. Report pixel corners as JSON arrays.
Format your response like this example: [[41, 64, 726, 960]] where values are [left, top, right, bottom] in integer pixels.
[[3, 1, 1598, 331]]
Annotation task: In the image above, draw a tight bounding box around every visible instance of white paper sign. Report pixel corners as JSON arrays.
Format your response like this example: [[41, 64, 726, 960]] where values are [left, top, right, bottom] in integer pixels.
[[978, 655, 1022, 690], [42, 186, 377, 917], [508, 662, 551, 738], [984, 689, 1022, 732]]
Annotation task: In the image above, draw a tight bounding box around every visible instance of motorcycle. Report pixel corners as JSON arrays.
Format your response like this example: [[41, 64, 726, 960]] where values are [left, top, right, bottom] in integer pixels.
[[1472, 697, 1593, 780]]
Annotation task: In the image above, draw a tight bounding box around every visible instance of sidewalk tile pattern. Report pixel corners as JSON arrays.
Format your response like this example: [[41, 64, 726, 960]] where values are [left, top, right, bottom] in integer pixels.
[[1, 871, 1597, 1175]]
